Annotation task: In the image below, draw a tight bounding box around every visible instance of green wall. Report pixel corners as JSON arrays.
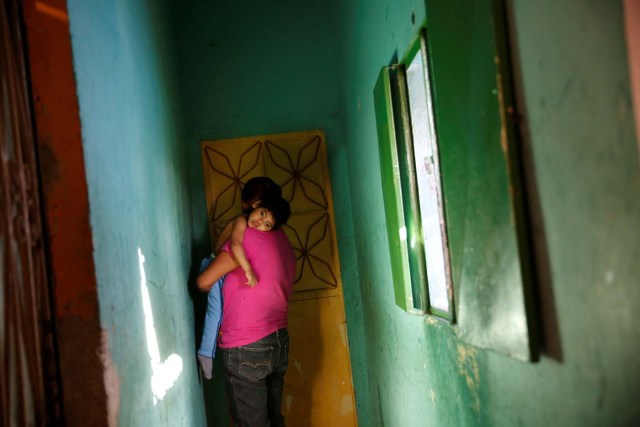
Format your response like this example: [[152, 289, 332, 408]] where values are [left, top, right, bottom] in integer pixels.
[[67, 0, 205, 425], [331, 1, 488, 425], [332, 0, 640, 425], [174, 0, 369, 425], [66, 0, 640, 425]]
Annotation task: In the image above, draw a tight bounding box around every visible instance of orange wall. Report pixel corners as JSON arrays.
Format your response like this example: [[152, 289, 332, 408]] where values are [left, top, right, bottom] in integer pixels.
[[625, 0, 640, 154], [22, 1, 108, 425]]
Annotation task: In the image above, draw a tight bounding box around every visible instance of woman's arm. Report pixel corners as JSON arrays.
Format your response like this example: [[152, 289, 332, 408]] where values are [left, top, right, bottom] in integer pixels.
[[230, 216, 258, 286], [196, 251, 238, 292]]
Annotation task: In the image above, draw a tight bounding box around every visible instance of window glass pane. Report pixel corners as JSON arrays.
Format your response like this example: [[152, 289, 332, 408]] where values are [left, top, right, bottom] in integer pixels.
[[405, 45, 451, 313]]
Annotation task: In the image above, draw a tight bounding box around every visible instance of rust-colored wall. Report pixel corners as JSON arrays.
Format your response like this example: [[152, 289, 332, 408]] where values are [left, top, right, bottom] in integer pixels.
[[22, 1, 108, 425], [625, 0, 640, 154]]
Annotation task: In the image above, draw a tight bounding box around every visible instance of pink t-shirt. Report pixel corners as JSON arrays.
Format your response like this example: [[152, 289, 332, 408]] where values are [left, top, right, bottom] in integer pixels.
[[218, 227, 296, 348]]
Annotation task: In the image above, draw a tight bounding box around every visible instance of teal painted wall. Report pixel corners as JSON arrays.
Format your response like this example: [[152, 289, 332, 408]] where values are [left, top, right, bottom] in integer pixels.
[[65, 0, 640, 425], [174, 0, 369, 425], [67, 0, 205, 425], [331, 0, 640, 425]]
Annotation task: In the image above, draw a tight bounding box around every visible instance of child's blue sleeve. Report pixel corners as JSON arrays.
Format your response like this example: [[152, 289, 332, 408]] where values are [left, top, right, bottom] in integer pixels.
[[197, 256, 225, 358]]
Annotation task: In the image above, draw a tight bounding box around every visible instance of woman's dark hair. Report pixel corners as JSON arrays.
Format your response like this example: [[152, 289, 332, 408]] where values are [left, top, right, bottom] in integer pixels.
[[257, 196, 291, 229], [241, 177, 282, 213]]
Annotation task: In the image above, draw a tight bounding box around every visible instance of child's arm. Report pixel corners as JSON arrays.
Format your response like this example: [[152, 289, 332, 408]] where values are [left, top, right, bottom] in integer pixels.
[[230, 216, 258, 286]]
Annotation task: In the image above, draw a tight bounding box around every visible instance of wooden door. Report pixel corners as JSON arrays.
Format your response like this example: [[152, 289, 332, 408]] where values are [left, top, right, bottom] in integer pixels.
[[201, 130, 358, 426]]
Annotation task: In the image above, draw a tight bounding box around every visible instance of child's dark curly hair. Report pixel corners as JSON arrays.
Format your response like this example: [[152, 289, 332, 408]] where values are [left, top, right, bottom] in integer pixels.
[[258, 196, 291, 229], [242, 177, 282, 213]]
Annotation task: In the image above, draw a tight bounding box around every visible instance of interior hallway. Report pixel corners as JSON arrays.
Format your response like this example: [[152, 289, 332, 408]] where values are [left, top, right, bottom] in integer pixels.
[[3, 0, 640, 426]]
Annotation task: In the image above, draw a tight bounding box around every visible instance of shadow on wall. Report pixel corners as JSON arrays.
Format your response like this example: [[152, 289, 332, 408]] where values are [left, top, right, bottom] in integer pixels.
[[188, 238, 209, 346], [505, 1, 562, 362], [188, 235, 230, 426]]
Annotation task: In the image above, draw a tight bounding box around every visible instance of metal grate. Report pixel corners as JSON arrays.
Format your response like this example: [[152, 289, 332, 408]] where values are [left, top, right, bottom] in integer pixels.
[[1, 0, 61, 424]]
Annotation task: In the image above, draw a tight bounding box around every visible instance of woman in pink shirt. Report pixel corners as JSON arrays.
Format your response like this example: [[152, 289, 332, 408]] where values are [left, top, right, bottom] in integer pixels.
[[197, 195, 296, 427]]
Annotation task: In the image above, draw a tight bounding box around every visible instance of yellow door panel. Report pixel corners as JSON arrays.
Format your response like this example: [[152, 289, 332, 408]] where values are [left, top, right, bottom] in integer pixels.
[[201, 130, 357, 426], [285, 296, 357, 426], [283, 211, 338, 294]]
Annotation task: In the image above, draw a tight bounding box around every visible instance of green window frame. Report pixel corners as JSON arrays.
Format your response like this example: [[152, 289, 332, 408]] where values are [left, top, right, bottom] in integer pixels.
[[375, 2, 539, 362], [374, 30, 454, 320]]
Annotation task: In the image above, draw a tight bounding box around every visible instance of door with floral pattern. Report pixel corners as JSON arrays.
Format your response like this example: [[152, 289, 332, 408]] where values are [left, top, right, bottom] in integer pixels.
[[201, 130, 357, 426]]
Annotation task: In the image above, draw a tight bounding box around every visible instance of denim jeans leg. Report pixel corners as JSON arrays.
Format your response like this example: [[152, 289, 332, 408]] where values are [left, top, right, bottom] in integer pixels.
[[220, 329, 289, 427], [221, 345, 271, 426], [267, 329, 288, 427]]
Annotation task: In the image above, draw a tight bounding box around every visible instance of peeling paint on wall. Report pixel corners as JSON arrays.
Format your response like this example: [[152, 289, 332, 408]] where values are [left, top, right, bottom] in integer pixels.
[[100, 330, 119, 427], [456, 343, 480, 412], [425, 316, 439, 326]]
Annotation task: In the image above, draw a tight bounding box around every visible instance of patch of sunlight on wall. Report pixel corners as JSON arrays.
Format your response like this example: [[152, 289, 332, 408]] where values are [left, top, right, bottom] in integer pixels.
[[137, 247, 182, 405]]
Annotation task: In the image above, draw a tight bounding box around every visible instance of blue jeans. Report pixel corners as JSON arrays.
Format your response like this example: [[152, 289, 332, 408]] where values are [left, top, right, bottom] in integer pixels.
[[220, 329, 289, 427]]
